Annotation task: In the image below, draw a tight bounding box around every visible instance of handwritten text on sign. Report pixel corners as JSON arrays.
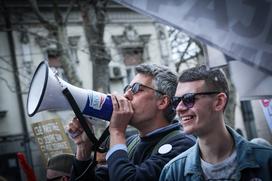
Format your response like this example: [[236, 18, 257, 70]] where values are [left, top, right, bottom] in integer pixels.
[[32, 118, 73, 163]]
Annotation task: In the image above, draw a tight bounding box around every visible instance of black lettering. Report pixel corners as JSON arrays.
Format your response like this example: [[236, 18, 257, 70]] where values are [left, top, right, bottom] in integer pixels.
[[232, 0, 270, 38], [184, 0, 228, 30]]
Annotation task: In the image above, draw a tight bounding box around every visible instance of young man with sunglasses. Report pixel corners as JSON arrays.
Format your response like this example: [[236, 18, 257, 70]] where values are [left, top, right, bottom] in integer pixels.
[[160, 65, 272, 181], [67, 64, 195, 181]]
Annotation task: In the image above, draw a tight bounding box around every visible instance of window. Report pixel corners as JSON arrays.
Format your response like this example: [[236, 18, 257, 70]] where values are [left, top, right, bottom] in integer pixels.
[[47, 54, 67, 81], [122, 47, 143, 66], [122, 47, 143, 84]]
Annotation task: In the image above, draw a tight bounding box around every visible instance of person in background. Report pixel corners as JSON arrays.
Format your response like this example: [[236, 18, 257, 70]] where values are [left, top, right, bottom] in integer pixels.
[[46, 153, 74, 181], [160, 65, 272, 181], [67, 63, 195, 181]]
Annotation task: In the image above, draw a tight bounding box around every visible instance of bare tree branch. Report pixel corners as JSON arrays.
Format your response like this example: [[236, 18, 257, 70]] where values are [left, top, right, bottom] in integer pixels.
[[27, 0, 57, 31], [0, 56, 11, 66], [0, 66, 13, 73], [175, 39, 192, 72], [0, 63, 32, 83], [78, 0, 110, 92], [64, 0, 77, 24], [0, 76, 16, 93], [52, 0, 63, 25]]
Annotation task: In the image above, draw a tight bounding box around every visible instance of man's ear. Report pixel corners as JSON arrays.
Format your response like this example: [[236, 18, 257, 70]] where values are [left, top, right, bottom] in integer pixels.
[[214, 93, 227, 111], [157, 95, 170, 110]]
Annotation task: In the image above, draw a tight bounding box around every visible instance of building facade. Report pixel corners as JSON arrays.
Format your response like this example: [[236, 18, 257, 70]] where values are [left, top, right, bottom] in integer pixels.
[[0, 1, 174, 180]]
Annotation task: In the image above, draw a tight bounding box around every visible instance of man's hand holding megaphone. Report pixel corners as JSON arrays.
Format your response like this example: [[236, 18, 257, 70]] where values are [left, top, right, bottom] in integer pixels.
[[108, 94, 133, 148], [66, 117, 94, 161], [66, 94, 134, 161]]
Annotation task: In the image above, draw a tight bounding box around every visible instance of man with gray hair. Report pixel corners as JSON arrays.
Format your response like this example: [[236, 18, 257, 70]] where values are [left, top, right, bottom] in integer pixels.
[[67, 63, 195, 181]]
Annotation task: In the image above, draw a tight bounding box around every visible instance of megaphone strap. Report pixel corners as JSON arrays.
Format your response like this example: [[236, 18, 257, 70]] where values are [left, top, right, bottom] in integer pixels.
[[62, 87, 110, 153], [62, 88, 100, 147], [96, 126, 110, 153]]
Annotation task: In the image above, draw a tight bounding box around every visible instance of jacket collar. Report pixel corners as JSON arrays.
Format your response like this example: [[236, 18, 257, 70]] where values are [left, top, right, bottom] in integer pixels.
[[184, 126, 260, 177], [184, 142, 202, 176], [227, 126, 260, 170]]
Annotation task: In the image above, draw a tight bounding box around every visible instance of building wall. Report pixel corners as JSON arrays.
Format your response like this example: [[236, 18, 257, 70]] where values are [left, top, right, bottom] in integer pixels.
[[234, 98, 248, 138], [0, 3, 174, 180], [0, 32, 24, 136], [104, 20, 173, 93]]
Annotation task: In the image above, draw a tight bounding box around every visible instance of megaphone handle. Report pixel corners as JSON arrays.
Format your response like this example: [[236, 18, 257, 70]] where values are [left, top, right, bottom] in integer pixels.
[[62, 88, 100, 148]]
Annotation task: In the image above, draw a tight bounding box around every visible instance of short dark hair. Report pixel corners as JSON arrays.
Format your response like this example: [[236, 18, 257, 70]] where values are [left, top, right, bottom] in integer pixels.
[[178, 65, 229, 108], [136, 64, 177, 122]]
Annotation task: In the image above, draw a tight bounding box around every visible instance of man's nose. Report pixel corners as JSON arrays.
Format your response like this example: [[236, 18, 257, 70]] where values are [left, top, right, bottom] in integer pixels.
[[175, 101, 188, 112], [124, 89, 133, 100]]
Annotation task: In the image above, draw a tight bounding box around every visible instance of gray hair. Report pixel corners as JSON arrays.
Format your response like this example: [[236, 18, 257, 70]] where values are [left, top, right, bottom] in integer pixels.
[[135, 64, 177, 122]]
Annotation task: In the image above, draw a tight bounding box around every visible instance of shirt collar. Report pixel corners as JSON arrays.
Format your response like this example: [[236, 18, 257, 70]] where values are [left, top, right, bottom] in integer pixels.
[[146, 123, 180, 137]]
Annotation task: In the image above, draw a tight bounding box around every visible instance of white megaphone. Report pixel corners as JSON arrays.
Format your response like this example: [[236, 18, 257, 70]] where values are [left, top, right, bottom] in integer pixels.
[[26, 61, 113, 121]]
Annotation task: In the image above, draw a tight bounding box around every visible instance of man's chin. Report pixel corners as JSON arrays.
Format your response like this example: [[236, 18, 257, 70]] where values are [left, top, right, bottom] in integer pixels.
[[182, 126, 194, 134], [128, 120, 135, 127]]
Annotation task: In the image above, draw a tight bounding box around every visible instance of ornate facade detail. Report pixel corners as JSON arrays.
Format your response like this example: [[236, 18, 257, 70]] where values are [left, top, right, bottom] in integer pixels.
[[68, 36, 80, 64], [156, 24, 169, 65], [112, 24, 151, 63]]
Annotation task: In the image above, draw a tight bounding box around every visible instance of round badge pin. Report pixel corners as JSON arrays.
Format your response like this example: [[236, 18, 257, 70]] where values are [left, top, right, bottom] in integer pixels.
[[158, 144, 172, 154]]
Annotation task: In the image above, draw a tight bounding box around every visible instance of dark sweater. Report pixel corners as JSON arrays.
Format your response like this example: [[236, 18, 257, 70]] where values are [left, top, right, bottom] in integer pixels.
[[71, 124, 195, 181]]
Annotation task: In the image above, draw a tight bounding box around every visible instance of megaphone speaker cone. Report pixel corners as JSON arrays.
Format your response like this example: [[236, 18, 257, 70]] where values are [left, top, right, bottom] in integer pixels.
[[26, 61, 113, 121], [27, 62, 48, 116]]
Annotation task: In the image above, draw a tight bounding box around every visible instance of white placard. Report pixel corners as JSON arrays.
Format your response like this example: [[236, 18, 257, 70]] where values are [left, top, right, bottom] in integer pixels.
[[260, 99, 272, 133]]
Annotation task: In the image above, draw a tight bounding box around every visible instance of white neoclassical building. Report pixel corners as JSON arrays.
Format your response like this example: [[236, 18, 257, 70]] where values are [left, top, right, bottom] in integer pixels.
[[0, 1, 175, 180]]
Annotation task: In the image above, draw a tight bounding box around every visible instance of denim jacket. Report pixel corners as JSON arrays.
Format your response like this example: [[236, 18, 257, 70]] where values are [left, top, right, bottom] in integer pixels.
[[160, 126, 272, 181]]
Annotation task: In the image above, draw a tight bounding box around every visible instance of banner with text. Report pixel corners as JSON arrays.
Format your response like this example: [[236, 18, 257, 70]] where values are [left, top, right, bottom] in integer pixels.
[[114, 0, 272, 75]]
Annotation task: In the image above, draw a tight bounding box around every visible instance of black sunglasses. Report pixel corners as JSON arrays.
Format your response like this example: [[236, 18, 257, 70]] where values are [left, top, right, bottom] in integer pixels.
[[172, 92, 220, 109], [123, 82, 165, 95]]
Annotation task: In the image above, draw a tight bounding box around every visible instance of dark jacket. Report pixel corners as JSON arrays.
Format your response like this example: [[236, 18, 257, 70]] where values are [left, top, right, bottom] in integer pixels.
[[71, 123, 195, 181]]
